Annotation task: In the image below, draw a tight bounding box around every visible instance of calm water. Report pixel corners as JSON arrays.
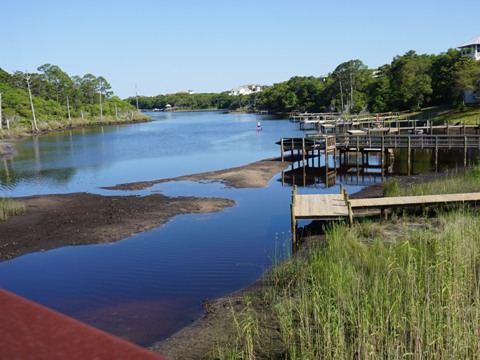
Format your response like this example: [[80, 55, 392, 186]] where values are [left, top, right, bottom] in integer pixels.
[[1, 111, 300, 197], [0, 111, 472, 346]]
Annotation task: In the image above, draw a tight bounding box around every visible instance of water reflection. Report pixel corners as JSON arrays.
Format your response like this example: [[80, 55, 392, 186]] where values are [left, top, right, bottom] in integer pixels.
[[0, 112, 301, 197], [0, 177, 295, 346], [279, 148, 479, 188]]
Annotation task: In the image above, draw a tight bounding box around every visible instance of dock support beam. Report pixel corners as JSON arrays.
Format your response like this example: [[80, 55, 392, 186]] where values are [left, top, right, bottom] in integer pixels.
[[291, 185, 297, 244], [280, 138, 284, 161]]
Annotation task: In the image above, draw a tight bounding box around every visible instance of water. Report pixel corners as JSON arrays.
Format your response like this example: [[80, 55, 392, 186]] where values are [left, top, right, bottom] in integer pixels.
[[0, 111, 315, 346], [0, 111, 299, 197], [0, 111, 473, 346]]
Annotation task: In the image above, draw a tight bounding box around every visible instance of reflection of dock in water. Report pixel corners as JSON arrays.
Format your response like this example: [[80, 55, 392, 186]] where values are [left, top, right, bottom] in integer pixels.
[[280, 162, 393, 188], [280, 165, 337, 188], [278, 134, 480, 183]]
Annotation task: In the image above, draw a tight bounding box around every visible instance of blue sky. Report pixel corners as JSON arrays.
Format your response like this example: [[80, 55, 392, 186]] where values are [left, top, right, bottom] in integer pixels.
[[2, 0, 478, 98]]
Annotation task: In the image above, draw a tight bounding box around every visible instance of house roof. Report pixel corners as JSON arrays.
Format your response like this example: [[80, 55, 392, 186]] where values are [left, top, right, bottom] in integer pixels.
[[458, 35, 480, 48]]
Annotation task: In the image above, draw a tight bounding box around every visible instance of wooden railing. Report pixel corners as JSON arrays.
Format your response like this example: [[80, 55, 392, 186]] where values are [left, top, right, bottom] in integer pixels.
[[310, 134, 480, 150]]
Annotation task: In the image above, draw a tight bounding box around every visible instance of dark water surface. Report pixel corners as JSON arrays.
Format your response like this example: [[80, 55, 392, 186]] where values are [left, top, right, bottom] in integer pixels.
[[0, 111, 473, 346]]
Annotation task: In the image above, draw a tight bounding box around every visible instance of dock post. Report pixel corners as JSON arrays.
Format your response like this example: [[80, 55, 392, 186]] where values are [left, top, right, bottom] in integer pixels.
[[407, 136, 411, 175], [291, 138, 294, 160], [334, 147, 337, 170], [464, 136, 468, 167], [291, 185, 297, 244], [356, 136, 360, 175], [280, 138, 284, 161], [302, 138, 306, 165], [381, 136, 385, 181], [435, 137, 439, 172], [347, 200, 353, 226]]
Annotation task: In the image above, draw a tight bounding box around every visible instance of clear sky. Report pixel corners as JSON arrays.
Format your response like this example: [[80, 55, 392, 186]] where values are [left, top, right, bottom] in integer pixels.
[[2, 0, 479, 99]]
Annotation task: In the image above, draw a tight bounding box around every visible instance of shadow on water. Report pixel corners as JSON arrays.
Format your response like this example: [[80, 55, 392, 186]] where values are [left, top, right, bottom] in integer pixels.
[[279, 148, 479, 189]]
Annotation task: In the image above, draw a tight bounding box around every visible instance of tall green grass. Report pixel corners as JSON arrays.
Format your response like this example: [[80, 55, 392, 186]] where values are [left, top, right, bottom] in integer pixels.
[[220, 211, 480, 359], [384, 164, 480, 197], [217, 164, 480, 359], [0, 198, 25, 222]]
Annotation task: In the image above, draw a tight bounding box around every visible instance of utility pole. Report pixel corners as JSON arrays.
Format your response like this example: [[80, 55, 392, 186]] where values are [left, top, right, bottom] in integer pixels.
[[99, 92, 103, 121], [333, 72, 344, 114], [350, 67, 354, 112], [66, 96, 71, 121]]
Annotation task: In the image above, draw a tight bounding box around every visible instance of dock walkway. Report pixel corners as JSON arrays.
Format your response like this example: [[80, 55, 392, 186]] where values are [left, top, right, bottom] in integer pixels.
[[291, 187, 480, 242]]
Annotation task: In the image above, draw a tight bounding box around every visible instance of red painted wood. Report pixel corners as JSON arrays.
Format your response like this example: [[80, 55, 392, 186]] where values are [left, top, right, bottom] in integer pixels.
[[0, 289, 169, 360]]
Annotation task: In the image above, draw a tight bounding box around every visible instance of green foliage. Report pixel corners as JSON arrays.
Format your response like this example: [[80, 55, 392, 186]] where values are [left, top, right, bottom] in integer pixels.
[[219, 210, 480, 359], [247, 48, 477, 115], [0, 65, 136, 133], [384, 163, 480, 197], [0, 198, 25, 222], [126, 92, 234, 111]]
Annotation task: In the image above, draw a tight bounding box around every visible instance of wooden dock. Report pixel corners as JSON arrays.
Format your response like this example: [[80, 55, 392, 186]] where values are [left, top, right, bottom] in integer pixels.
[[290, 187, 480, 243], [291, 113, 480, 135], [279, 134, 480, 174]]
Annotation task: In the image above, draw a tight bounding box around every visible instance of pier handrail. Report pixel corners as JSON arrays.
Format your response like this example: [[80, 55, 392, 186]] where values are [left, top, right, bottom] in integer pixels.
[[307, 134, 480, 150]]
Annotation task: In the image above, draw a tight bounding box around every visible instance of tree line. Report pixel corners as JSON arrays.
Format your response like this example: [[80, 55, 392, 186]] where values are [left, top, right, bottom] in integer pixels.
[[2, 47, 478, 131], [127, 48, 480, 114], [0, 64, 136, 132], [129, 92, 235, 112]]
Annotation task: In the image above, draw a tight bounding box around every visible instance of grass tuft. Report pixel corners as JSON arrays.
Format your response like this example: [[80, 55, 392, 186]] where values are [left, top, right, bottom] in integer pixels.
[[0, 198, 25, 222]]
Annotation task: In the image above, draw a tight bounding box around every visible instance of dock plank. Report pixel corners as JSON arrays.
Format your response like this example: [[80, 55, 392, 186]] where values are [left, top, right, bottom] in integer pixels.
[[294, 194, 349, 218], [290, 189, 480, 243], [350, 193, 480, 209]]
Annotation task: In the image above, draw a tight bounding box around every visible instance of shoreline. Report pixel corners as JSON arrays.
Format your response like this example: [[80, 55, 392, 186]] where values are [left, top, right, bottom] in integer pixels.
[[0, 158, 293, 262], [149, 169, 460, 359], [1, 154, 458, 358]]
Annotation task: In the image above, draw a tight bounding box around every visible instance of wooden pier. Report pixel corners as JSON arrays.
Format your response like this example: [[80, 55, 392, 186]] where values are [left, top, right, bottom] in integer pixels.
[[290, 187, 480, 243], [279, 134, 480, 174], [292, 115, 480, 135]]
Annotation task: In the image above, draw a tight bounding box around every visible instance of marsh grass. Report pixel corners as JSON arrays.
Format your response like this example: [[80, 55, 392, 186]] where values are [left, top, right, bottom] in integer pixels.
[[217, 165, 480, 359], [0, 198, 25, 222], [0, 113, 151, 139], [219, 211, 480, 359], [0, 126, 30, 139], [384, 165, 480, 197]]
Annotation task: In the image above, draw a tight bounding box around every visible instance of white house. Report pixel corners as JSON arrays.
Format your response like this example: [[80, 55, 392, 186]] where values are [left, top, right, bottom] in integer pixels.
[[229, 84, 263, 96], [458, 35, 480, 104], [458, 34, 480, 61]]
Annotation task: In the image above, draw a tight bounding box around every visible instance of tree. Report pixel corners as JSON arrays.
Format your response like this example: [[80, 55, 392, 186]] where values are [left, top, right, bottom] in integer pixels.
[[37, 64, 73, 103], [285, 76, 326, 112], [451, 57, 480, 106], [430, 49, 460, 105], [367, 65, 391, 113], [388, 50, 433, 111], [20, 71, 39, 132], [329, 60, 372, 113]]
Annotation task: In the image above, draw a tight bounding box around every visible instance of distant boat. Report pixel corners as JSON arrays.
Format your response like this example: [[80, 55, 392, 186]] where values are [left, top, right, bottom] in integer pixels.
[[407, 129, 423, 135]]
